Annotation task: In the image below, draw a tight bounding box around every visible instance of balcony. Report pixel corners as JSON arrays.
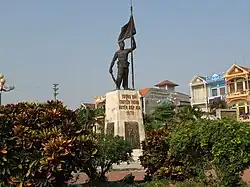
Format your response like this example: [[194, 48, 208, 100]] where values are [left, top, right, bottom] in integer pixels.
[[226, 90, 249, 98], [208, 95, 225, 101], [191, 97, 207, 105]]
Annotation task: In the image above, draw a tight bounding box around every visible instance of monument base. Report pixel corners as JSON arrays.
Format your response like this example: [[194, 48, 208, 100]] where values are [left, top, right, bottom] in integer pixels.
[[112, 149, 144, 170], [105, 89, 145, 165]]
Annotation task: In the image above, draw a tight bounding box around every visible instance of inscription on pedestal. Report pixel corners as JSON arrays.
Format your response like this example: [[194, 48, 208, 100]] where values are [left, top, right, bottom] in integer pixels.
[[119, 94, 141, 116], [106, 122, 114, 136], [105, 90, 145, 152], [125, 122, 140, 149]]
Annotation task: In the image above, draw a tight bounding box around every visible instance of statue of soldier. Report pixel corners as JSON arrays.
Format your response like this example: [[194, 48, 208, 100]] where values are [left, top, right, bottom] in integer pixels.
[[109, 36, 136, 90]]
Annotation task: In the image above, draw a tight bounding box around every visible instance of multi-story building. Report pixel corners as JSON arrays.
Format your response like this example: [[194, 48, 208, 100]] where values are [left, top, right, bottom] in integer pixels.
[[189, 73, 226, 112], [94, 96, 106, 110], [139, 80, 190, 115], [189, 75, 209, 112], [91, 80, 190, 116], [224, 64, 250, 122], [205, 73, 226, 104]]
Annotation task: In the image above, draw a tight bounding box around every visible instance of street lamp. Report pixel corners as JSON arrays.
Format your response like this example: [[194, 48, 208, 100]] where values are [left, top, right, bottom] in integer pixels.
[[0, 74, 15, 105]]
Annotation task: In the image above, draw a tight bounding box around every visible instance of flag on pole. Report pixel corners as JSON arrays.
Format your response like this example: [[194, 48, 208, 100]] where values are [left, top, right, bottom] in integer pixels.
[[118, 15, 136, 42]]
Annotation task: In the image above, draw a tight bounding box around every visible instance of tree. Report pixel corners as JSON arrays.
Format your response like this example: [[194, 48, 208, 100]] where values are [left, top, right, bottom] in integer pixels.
[[144, 102, 175, 132], [175, 105, 204, 124], [81, 134, 133, 185], [209, 98, 228, 115], [75, 106, 133, 185], [76, 106, 105, 132], [144, 104, 203, 132]]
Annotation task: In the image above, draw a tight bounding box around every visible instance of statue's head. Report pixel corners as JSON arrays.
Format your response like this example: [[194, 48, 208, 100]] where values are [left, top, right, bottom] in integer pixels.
[[118, 41, 125, 50]]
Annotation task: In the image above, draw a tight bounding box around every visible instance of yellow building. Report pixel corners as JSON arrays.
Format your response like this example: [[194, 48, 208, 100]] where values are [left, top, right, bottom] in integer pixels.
[[94, 96, 106, 109], [224, 64, 250, 122]]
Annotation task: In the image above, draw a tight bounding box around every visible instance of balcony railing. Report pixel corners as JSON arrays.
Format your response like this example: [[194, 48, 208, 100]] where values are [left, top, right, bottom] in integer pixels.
[[208, 95, 225, 100], [191, 97, 207, 104], [227, 90, 249, 97]]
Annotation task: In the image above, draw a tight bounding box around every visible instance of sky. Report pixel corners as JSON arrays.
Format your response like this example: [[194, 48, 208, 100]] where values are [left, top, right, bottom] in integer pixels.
[[1, 0, 249, 109]]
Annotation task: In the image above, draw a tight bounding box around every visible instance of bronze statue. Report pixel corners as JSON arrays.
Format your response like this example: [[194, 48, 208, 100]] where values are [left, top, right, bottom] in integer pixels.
[[109, 36, 136, 90]]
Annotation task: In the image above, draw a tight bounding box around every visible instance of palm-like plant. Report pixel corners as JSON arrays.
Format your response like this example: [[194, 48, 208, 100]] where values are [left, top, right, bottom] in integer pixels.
[[144, 104, 205, 132], [76, 106, 105, 132], [144, 103, 176, 131], [175, 106, 204, 123], [152, 103, 175, 122]]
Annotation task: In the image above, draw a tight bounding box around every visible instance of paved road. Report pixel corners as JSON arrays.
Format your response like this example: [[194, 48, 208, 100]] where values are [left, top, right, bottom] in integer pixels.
[[73, 170, 145, 184], [243, 169, 250, 182], [73, 169, 250, 184]]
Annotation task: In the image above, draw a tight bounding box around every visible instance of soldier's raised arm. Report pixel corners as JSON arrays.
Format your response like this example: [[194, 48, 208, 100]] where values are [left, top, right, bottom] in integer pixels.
[[127, 36, 136, 53]]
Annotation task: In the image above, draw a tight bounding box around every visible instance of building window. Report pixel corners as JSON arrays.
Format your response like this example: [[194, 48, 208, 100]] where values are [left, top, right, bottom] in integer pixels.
[[220, 87, 225, 95], [211, 88, 217, 97], [244, 80, 248, 90], [237, 81, 243, 92], [239, 106, 246, 115], [229, 83, 235, 93]]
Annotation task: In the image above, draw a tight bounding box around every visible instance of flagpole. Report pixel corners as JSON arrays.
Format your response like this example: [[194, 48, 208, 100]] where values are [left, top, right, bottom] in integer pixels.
[[130, 0, 135, 90]]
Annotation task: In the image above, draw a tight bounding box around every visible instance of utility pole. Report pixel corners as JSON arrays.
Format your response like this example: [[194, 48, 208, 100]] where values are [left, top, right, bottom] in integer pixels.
[[53, 84, 59, 100]]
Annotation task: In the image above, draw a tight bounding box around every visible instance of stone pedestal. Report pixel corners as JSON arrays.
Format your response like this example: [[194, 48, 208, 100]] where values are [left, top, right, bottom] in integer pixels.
[[105, 90, 145, 165]]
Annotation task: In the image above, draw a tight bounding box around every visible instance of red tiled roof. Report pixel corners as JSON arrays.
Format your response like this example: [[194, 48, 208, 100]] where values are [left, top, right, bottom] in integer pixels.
[[154, 80, 179, 87], [239, 65, 250, 72], [82, 103, 95, 109], [139, 88, 151, 97]]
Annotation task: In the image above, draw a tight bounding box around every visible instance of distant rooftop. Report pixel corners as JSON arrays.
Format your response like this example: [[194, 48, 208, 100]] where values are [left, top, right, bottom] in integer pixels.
[[154, 80, 179, 87], [139, 88, 151, 97], [239, 65, 250, 72]]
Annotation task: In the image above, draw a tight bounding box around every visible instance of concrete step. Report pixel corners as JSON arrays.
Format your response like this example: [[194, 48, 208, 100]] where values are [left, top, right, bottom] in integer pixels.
[[112, 161, 144, 170], [112, 149, 144, 170]]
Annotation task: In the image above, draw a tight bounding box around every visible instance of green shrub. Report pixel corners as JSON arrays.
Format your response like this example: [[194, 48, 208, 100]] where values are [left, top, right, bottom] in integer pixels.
[[0, 101, 98, 187], [75, 106, 133, 184], [140, 105, 204, 181], [170, 119, 250, 186], [0, 101, 133, 186], [81, 134, 133, 184], [139, 129, 190, 181], [144, 103, 175, 132], [141, 103, 250, 186], [144, 105, 203, 133], [76, 105, 104, 131], [200, 119, 250, 186], [139, 129, 169, 179]]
